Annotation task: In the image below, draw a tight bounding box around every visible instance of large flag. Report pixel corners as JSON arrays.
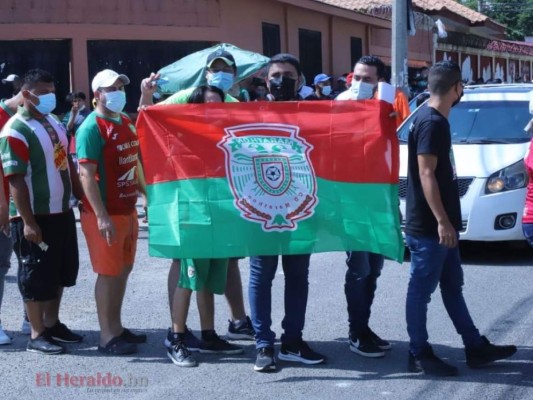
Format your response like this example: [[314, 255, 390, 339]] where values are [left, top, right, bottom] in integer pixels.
[[136, 101, 404, 262]]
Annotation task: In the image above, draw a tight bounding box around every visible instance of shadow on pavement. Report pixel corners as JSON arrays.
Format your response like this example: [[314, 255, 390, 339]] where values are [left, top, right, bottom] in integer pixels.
[[261, 339, 532, 387]]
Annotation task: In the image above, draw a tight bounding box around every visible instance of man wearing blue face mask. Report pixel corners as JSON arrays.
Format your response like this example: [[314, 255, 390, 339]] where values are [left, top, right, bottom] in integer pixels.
[[139, 50, 256, 352], [139, 49, 239, 106], [0, 69, 83, 354], [306, 73, 334, 101]]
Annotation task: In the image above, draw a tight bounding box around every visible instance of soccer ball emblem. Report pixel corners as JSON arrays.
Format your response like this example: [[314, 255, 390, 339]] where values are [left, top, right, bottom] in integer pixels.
[[265, 166, 281, 181]]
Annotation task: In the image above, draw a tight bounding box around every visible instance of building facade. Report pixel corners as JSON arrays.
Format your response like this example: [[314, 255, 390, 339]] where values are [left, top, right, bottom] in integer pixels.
[[0, 0, 434, 112]]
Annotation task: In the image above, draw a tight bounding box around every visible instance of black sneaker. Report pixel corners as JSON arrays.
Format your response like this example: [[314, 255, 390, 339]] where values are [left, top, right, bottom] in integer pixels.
[[120, 328, 147, 344], [278, 339, 325, 365], [167, 341, 198, 367], [408, 346, 459, 376], [254, 347, 276, 372], [465, 336, 517, 368], [164, 327, 200, 352], [46, 321, 82, 343], [366, 328, 391, 350], [199, 332, 244, 354], [349, 334, 385, 358], [27, 334, 64, 355], [227, 316, 255, 340]]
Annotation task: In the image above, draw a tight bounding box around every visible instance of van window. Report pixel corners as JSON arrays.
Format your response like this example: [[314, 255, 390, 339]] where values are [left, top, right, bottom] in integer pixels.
[[398, 100, 531, 144]]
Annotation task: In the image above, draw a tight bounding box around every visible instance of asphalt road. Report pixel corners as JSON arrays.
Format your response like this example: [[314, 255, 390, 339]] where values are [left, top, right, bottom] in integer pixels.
[[0, 208, 532, 400]]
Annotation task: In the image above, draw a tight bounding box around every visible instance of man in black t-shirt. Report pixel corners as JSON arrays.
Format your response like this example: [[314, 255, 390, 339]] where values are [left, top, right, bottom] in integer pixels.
[[405, 61, 516, 376]]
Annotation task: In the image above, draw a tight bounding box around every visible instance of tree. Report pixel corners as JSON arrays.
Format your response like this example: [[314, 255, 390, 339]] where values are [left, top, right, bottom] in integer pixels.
[[460, 0, 533, 40]]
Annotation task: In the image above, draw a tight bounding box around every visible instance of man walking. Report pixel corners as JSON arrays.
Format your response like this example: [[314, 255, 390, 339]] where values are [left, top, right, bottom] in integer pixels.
[[405, 60, 516, 376]]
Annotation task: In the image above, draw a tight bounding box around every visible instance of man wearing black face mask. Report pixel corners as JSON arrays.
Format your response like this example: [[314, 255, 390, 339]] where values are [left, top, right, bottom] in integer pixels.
[[250, 53, 325, 373], [404, 60, 516, 376], [264, 54, 302, 102]]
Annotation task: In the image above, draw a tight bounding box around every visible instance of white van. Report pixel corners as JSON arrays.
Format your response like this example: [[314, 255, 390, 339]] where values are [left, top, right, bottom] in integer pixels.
[[398, 84, 533, 241]]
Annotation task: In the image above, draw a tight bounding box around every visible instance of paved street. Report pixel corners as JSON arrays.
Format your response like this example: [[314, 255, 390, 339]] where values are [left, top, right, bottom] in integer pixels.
[[0, 207, 532, 400]]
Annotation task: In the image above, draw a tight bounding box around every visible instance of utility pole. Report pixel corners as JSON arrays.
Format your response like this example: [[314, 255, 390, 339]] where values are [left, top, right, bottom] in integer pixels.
[[392, 0, 409, 96]]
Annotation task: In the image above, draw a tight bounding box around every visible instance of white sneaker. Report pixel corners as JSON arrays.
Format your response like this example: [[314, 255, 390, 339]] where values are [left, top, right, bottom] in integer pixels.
[[21, 319, 31, 335], [0, 324, 11, 345]]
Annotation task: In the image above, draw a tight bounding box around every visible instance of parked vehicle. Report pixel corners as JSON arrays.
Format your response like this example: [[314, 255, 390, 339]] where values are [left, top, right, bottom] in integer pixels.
[[398, 84, 533, 241]]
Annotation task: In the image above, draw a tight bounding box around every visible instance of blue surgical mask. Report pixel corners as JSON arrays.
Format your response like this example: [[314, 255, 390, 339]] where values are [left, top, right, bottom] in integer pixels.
[[321, 85, 332, 96], [31, 92, 56, 115], [350, 80, 375, 100], [104, 90, 126, 113], [208, 71, 234, 92]]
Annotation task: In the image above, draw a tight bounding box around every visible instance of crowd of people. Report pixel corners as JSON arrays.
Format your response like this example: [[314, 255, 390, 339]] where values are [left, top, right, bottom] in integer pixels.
[[0, 48, 520, 376]]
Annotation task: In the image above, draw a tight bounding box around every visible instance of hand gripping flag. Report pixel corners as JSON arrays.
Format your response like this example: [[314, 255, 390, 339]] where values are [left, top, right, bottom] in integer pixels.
[[136, 100, 404, 262]]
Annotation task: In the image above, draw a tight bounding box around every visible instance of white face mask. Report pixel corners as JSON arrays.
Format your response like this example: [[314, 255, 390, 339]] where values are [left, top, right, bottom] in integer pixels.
[[103, 90, 126, 113], [350, 80, 375, 100]]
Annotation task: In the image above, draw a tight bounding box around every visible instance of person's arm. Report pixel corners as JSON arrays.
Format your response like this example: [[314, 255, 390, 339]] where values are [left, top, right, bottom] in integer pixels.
[[3, 92, 23, 113], [417, 154, 457, 248], [65, 106, 79, 133], [0, 169, 9, 235], [139, 72, 160, 108], [78, 163, 115, 245], [136, 160, 146, 196], [68, 155, 84, 200], [9, 175, 41, 244]]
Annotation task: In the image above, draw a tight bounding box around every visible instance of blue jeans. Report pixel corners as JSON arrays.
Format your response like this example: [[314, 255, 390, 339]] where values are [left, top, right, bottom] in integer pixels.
[[405, 234, 481, 356], [249, 254, 310, 349], [0, 231, 13, 316], [344, 251, 384, 338], [522, 223, 533, 247]]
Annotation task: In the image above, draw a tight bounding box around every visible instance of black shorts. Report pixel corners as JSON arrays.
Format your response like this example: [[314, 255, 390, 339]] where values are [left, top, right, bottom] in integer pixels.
[[12, 210, 79, 302]]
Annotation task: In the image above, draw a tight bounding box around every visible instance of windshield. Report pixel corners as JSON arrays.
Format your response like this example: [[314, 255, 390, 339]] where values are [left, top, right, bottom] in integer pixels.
[[398, 100, 531, 144]]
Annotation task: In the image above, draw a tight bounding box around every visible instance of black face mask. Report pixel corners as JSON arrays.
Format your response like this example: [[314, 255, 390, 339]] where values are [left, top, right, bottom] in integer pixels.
[[452, 87, 463, 108], [268, 77, 297, 101]]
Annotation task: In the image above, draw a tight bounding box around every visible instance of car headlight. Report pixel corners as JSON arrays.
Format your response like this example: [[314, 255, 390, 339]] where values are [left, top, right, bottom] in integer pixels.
[[485, 160, 528, 194]]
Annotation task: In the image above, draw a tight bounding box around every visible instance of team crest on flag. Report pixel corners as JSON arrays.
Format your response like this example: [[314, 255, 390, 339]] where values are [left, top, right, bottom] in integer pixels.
[[218, 123, 318, 231]]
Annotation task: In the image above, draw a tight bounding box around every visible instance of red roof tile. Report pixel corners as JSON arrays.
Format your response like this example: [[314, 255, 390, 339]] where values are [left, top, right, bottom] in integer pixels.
[[314, 0, 491, 24]]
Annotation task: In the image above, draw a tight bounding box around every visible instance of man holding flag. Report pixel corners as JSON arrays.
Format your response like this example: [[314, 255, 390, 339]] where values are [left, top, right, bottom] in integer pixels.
[[139, 49, 254, 354], [136, 51, 403, 374], [250, 53, 326, 372]]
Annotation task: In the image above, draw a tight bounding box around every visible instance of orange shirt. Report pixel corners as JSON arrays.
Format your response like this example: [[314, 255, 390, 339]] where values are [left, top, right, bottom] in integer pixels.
[[393, 89, 410, 128]]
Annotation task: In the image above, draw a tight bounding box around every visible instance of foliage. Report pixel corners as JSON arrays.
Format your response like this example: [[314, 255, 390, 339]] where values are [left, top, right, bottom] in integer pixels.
[[459, 0, 533, 40]]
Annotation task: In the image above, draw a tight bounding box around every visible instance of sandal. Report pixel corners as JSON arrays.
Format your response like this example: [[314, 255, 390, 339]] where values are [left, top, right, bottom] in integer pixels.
[[120, 328, 147, 344], [97, 336, 137, 355]]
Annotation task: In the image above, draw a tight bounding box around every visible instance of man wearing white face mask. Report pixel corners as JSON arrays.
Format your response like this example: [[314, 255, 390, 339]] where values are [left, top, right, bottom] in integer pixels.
[[77, 69, 147, 355], [337, 56, 410, 127], [0, 69, 82, 354], [336, 55, 395, 359]]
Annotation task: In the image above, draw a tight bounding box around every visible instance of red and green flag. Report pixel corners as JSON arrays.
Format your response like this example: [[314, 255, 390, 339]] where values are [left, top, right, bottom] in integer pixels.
[[136, 100, 404, 262]]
